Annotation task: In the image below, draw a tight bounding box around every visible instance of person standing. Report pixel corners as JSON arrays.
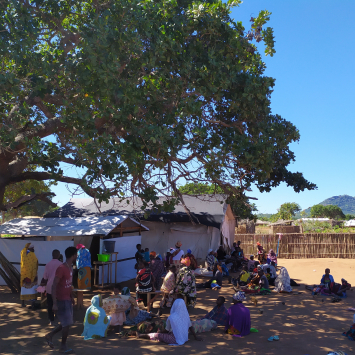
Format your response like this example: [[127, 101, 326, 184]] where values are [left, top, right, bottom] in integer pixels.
[[42, 249, 62, 325], [76, 244, 91, 289], [45, 246, 77, 353], [171, 241, 184, 261], [20, 243, 38, 309]]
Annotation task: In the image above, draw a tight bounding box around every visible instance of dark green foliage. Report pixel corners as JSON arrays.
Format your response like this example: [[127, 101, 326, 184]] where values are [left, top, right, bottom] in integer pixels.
[[0, 0, 315, 212]]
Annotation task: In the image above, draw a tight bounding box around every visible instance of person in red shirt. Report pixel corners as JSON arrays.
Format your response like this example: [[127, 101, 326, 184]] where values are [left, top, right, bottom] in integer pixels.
[[45, 246, 77, 353]]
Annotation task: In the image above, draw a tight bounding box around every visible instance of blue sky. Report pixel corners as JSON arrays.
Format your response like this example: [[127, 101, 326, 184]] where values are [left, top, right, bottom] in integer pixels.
[[50, 0, 355, 214]]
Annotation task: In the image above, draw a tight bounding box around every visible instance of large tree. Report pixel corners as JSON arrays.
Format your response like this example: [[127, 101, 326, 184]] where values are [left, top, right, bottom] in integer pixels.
[[0, 0, 316, 214]]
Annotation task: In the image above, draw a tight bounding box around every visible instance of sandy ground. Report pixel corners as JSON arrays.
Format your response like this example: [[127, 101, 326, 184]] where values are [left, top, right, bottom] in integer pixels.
[[0, 258, 354, 355]]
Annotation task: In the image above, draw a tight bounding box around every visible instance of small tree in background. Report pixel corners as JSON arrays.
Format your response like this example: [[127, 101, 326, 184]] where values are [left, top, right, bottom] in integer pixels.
[[310, 204, 345, 220], [270, 202, 301, 222]]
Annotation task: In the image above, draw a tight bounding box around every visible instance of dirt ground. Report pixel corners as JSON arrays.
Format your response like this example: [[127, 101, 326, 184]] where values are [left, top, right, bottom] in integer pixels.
[[0, 258, 354, 355]]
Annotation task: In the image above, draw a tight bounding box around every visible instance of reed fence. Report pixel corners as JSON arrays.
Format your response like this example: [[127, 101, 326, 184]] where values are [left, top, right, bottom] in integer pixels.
[[234, 233, 355, 259]]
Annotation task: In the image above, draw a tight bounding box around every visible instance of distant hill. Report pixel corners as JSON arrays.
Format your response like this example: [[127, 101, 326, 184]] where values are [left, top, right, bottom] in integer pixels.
[[303, 195, 355, 215]]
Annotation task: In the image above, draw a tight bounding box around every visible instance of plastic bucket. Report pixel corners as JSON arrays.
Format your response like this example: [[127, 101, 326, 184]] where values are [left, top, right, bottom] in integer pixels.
[[103, 240, 116, 253]]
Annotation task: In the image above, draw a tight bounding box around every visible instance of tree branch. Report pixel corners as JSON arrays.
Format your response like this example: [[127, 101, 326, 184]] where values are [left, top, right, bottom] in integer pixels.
[[3, 192, 56, 211], [9, 171, 96, 198]]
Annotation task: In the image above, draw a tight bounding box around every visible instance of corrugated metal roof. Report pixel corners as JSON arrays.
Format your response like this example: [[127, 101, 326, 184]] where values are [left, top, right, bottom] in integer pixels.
[[44, 195, 228, 228], [344, 219, 355, 227], [0, 216, 149, 237]]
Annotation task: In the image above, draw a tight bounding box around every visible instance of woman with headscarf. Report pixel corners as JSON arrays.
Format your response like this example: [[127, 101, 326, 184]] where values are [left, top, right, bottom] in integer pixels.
[[267, 249, 277, 265], [82, 295, 110, 340], [256, 242, 266, 264], [274, 267, 292, 293], [76, 244, 91, 289], [136, 298, 202, 344], [206, 249, 217, 271], [185, 249, 198, 270], [102, 285, 138, 332], [150, 253, 165, 290], [225, 292, 251, 337], [20, 243, 38, 308], [176, 258, 197, 307], [160, 265, 177, 308]]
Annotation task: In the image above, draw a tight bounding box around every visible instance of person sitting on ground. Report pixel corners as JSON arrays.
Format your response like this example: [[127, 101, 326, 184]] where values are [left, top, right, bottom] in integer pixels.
[[197, 263, 223, 289], [274, 267, 292, 293], [225, 292, 251, 336], [231, 265, 250, 287], [267, 249, 277, 265], [206, 249, 217, 271], [342, 314, 355, 341], [150, 253, 165, 290], [136, 298, 202, 345], [216, 245, 226, 261], [320, 268, 335, 293], [252, 261, 260, 274], [262, 261, 277, 286], [102, 285, 138, 333], [249, 270, 261, 286], [247, 255, 255, 272], [160, 265, 177, 308], [231, 242, 237, 253], [335, 279, 352, 297], [258, 270, 269, 290], [136, 261, 158, 308], [82, 295, 110, 340], [201, 296, 228, 326]]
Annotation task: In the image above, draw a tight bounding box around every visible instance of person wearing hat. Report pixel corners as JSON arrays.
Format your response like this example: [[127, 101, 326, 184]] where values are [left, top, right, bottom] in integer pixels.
[[20, 243, 38, 308], [171, 241, 184, 261], [225, 292, 251, 336]]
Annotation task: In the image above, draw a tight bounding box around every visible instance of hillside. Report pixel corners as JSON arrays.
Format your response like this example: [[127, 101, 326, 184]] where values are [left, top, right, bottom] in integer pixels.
[[303, 195, 355, 215]]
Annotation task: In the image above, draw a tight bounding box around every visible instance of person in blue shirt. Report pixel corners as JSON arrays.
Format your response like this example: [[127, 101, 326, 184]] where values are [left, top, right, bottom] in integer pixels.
[[144, 248, 150, 262], [320, 268, 335, 290]]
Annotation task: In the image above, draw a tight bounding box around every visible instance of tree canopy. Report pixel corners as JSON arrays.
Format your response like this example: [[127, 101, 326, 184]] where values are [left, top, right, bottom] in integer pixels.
[[0, 0, 316, 214], [177, 182, 257, 219], [310, 204, 345, 220]]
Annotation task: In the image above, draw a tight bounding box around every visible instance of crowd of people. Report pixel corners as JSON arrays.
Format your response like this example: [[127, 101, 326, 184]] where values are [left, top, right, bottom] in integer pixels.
[[17, 239, 354, 352]]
